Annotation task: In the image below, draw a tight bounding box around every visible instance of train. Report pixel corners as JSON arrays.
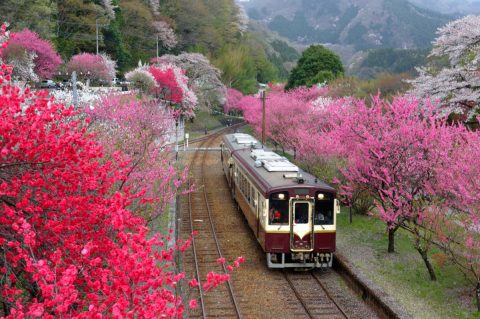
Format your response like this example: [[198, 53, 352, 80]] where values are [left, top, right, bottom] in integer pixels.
[[221, 133, 339, 268]]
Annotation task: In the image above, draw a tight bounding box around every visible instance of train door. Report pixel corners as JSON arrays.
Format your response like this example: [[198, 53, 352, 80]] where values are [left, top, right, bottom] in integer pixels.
[[290, 200, 314, 251], [228, 158, 234, 190]]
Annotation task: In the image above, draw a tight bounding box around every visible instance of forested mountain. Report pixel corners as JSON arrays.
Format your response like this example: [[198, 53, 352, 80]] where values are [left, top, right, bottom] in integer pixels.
[[243, 0, 452, 50], [347, 48, 429, 79], [0, 0, 298, 92], [407, 0, 480, 14]]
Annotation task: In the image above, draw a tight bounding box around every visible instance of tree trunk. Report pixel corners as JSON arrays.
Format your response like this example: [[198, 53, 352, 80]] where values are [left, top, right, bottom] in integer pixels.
[[417, 248, 437, 281], [388, 228, 395, 253], [476, 281, 480, 312]]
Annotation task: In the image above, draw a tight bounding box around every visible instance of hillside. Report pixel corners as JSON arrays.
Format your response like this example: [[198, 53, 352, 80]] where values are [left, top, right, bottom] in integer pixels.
[[0, 0, 300, 93], [407, 0, 480, 14], [243, 0, 452, 51]]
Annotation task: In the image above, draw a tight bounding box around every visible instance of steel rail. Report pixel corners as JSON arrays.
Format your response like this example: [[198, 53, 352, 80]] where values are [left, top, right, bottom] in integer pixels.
[[187, 178, 207, 317], [312, 272, 350, 319], [199, 133, 243, 319], [185, 134, 212, 318], [283, 270, 315, 319], [185, 127, 242, 318]]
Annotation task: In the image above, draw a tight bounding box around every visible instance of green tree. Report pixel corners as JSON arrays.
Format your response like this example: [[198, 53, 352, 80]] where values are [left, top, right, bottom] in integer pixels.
[[160, 0, 241, 53], [118, 0, 157, 67], [102, 5, 131, 73], [286, 45, 344, 90], [0, 0, 57, 38], [55, 0, 106, 57], [213, 44, 257, 94]]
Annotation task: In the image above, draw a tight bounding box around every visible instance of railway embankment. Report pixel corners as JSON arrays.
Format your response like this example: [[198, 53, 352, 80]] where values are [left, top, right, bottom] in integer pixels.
[[334, 252, 413, 319]]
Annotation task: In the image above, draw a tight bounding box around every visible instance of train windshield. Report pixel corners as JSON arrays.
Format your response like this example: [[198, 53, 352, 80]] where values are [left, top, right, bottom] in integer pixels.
[[269, 192, 289, 225], [294, 202, 309, 224], [314, 192, 334, 225]]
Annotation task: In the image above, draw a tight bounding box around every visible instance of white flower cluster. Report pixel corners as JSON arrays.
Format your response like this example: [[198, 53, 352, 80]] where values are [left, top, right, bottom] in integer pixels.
[[149, 0, 160, 16], [311, 96, 333, 110], [158, 53, 226, 108], [51, 87, 119, 110], [10, 51, 38, 82], [152, 21, 178, 49], [125, 67, 156, 92], [99, 53, 117, 81], [102, 0, 116, 18], [234, 3, 249, 35], [408, 15, 480, 120]]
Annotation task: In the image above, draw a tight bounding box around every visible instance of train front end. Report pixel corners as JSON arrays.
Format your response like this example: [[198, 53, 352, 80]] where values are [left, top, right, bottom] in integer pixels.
[[265, 187, 339, 268]]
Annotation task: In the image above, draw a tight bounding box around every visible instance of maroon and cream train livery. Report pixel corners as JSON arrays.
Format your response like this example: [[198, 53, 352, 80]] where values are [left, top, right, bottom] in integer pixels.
[[221, 133, 340, 268]]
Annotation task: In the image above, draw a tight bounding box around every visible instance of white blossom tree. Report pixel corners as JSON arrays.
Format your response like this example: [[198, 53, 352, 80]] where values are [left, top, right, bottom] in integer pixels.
[[152, 21, 178, 50], [408, 15, 480, 121], [234, 3, 249, 35], [125, 67, 156, 93], [6, 47, 38, 82], [152, 53, 226, 110]]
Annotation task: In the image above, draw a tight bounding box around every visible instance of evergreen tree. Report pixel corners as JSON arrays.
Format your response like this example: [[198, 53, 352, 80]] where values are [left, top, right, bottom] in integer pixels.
[[286, 45, 344, 90]]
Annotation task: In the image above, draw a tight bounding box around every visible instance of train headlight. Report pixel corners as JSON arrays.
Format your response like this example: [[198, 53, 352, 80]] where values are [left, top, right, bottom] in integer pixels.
[[278, 193, 285, 200], [317, 193, 325, 200]]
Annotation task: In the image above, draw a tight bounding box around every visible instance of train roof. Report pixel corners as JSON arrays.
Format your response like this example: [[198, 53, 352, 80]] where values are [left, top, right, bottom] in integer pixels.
[[223, 133, 335, 194]]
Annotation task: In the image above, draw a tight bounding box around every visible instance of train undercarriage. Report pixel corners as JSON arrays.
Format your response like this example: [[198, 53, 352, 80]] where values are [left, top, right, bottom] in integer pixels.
[[267, 252, 333, 268]]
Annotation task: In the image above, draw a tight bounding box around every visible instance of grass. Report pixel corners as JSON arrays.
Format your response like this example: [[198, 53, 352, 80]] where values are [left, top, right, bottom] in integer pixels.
[[184, 110, 241, 139], [336, 210, 479, 319]]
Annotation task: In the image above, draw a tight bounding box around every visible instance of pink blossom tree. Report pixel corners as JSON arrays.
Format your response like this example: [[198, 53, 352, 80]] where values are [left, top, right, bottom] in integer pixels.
[[434, 128, 480, 309], [1, 28, 62, 80], [227, 85, 328, 152], [66, 52, 116, 84], [224, 88, 243, 114], [87, 94, 189, 222], [305, 96, 466, 262]]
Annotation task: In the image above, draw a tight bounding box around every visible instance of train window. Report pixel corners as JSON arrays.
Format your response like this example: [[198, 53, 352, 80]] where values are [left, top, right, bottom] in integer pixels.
[[269, 192, 289, 225], [294, 202, 309, 224], [314, 192, 334, 225]]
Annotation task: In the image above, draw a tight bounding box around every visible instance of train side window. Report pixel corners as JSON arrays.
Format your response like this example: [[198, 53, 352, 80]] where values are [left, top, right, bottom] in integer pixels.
[[314, 192, 334, 225], [269, 192, 289, 225]]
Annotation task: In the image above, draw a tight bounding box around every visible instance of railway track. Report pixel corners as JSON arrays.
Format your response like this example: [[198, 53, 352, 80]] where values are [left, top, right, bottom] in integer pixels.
[[284, 270, 349, 319], [180, 127, 242, 319]]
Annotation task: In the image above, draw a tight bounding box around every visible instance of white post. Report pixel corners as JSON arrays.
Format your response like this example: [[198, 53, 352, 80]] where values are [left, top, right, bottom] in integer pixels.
[[175, 120, 178, 161], [96, 19, 99, 55]]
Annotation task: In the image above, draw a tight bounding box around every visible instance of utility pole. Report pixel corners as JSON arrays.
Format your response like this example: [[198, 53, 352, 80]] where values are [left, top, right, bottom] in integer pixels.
[[72, 71, 78, 109], [156, 34, 159, 60], [96, 19, 99, 55]]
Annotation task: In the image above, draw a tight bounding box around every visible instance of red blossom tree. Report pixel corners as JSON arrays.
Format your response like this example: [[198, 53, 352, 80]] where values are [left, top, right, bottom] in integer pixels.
[[1, 28, 61, 79], [148, 64, 197, 118], [0, 24, 240, 316]]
